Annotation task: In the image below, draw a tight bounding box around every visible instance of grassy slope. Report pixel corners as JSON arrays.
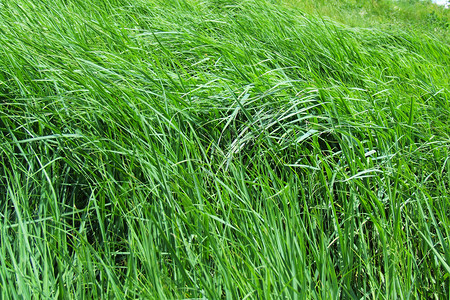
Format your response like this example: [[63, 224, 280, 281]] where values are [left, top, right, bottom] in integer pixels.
[[0, 0, 449, 298], [285, 0, 450, 40]]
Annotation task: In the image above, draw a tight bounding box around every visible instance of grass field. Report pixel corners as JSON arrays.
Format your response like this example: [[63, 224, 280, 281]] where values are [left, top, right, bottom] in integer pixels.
[[0, 0, 449, 298]]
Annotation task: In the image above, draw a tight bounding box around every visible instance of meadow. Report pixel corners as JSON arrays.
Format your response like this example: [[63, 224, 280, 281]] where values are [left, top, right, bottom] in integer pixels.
[[0, 0, 449, 298]]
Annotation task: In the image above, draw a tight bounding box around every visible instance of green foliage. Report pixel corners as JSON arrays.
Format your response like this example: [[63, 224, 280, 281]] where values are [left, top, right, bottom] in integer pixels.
[[0, 0, 449, 298]]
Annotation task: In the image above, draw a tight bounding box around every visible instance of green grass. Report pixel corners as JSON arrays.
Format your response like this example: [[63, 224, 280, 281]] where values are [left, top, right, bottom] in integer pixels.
[[0, 0, 449, 298], [285, 0, 450, 41]]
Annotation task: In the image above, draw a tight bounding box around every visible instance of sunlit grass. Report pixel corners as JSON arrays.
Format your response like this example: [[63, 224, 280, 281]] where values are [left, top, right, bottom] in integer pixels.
[[1, 0, 449, 298]]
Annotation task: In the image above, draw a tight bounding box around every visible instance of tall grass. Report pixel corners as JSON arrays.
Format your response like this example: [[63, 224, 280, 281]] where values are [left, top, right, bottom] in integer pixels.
[[1, 0, 449, 298]]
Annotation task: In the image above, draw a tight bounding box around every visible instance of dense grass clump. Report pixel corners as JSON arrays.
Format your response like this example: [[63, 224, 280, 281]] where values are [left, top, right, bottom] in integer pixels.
[[0, 0, 449, 298]]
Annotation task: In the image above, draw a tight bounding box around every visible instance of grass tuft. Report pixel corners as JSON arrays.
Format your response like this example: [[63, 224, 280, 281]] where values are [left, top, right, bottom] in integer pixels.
[[1, 0, 449, 298]]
